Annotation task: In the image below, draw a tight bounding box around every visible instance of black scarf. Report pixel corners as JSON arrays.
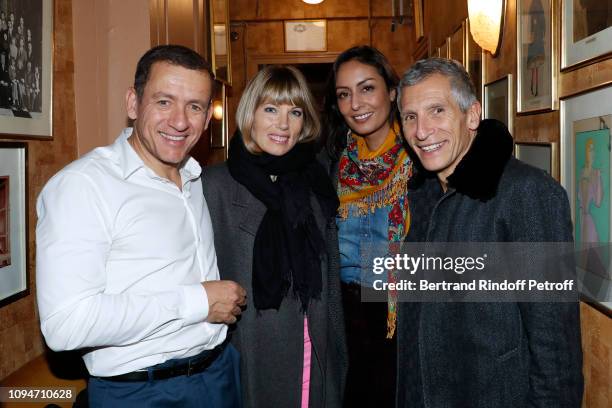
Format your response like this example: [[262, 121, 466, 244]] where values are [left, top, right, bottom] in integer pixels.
[[227, 131, 339, 311]]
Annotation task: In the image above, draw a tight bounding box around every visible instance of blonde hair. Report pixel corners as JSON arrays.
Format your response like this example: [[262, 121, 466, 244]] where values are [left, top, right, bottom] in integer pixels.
[[236, 65, 321, 153]]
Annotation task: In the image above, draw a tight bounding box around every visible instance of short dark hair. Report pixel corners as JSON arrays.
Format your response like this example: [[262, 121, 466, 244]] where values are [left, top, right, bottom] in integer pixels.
[[323, 45, 400, 160], [133, 45, 214, 99]]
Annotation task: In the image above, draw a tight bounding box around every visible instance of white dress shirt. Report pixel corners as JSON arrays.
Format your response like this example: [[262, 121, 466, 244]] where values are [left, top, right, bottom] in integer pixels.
[[36, 128, 227, 376]]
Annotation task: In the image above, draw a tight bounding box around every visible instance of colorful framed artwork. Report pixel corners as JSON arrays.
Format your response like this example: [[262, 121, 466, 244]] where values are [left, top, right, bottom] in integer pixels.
[[517, 0, 558, 113], [0, 0, 53, 138], [484, 74, 513, 134], [561, 0, 612, 70], [514, 141, 559, 179], [210, 0, 232, 85], [560, 85, 612, 313], [284, 20, 327, 52], [0, 143, 28, 307]]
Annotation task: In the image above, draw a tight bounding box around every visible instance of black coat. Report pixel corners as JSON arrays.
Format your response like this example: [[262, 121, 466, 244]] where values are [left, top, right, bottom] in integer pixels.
[[202, 163, 347, 408], [397, 120, 584, 408]]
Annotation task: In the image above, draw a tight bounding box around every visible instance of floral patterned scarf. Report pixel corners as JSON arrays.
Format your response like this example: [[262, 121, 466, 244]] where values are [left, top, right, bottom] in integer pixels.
[[338, 122, 412, 338]]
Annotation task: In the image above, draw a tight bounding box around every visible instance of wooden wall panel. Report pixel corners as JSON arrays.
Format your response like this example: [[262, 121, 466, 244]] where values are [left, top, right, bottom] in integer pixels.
[[371, 0, 412, 17], [581, 302, 612, 408], [150, 0, 207, 57], [166, 0, 199, 49], [245, 21, 285, 54], [371, 18, 415, 76], [0, 0, 78, 380], [559, 59, 612, 99], [230, 0, 370, 21], [327, 19, 370, 51], [425, 0, 466, 54], [513, 111, 559, 143]]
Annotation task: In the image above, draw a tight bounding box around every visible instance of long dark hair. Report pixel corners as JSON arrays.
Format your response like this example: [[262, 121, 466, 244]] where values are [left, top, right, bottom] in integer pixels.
[[323, 46, 400, 161]]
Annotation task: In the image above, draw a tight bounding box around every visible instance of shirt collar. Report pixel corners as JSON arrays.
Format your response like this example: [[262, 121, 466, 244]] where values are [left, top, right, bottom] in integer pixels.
[[112, 128, 202, 182]]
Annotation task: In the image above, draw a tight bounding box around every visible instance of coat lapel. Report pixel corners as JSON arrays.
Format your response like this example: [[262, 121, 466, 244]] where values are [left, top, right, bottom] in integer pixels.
[[232, 180, 266, 236]]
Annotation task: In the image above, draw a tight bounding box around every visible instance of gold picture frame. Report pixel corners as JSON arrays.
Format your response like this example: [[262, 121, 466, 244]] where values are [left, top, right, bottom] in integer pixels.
[[284, 20, 327, 52], [516, 0, 558, 114], [484, 74, 513, 135], [514, 141, 559, 180], [561, 0, 612, 70]]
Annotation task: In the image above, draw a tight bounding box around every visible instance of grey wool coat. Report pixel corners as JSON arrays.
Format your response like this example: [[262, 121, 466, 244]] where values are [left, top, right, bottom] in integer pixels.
[[397, 119, 584, 408], [202, 163, 347, 408]]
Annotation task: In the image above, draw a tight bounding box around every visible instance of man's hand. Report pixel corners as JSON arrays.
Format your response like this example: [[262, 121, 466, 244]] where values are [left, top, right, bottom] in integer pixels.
[[202, 280, 247, 324]]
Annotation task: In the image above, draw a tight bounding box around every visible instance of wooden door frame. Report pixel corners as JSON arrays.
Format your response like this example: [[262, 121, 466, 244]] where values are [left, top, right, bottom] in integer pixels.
[[246, 52, 340, 80]]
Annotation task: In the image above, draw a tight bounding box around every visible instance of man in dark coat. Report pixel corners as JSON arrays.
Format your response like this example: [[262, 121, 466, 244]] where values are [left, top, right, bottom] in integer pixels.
[[395, 58, 583, 408]]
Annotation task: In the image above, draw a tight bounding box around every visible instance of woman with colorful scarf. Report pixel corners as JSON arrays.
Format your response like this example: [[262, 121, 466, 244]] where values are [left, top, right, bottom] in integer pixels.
[[203, 65, 347, 407], [322, 46, 412, 408]]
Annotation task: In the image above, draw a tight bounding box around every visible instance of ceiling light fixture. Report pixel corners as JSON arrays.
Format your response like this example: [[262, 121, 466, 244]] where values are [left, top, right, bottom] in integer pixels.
[[467, 0, 506, 56]]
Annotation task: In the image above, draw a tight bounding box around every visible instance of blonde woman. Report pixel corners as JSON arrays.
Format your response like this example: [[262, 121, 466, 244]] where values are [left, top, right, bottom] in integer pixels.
[[203, 65, 347, 408]]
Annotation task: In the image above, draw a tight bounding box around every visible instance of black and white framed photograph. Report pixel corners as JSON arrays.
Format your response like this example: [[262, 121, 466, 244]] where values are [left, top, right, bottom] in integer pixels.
[[0, 143, 28, 307], [0, 0, 53, 138], [484, 74, 513, 134]]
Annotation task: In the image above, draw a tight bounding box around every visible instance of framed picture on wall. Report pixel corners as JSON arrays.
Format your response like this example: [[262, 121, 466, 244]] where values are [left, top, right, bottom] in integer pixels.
[[284, 20, 327, 52], [517, 0, 557, 113], [514, 141, 558, 179], [484, 75, 513, 134], [0, 0, 53, 138], [0, 143, 28, 307], [560, 85, 612, 313], [562, 0, 612, 70]]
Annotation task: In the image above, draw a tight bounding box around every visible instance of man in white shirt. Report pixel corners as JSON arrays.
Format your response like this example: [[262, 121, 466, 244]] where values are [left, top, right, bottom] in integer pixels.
[[36, 45, 246, 408]]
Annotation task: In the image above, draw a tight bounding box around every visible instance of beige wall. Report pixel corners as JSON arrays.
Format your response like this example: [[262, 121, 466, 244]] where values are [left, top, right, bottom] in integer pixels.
[[72, 0, 151, 156]]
